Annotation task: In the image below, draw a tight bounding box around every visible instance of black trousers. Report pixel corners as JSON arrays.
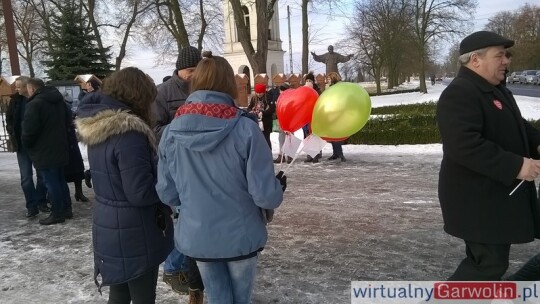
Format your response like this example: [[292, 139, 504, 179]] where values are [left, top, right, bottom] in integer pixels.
[[108, 267, 159, 304], [506, 252, 540, 280], [448, 241, 510, 281]]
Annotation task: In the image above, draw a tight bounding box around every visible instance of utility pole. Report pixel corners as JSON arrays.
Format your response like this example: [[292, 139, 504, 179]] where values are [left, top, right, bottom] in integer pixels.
[[287, 5, 293, 74], [2, 0, 21, 75]]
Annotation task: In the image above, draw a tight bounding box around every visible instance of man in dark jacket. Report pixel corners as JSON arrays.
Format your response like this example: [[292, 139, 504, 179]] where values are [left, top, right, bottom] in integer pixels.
[[22, 78, 71, 225], [152, 46, 204, 298], [5, 76, 49, 218], [437, 31, 540, 280], [153, 46, 201, 141]]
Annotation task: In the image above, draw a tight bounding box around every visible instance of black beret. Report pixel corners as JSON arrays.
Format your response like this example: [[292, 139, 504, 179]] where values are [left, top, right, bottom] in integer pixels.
[[459, 31, 514, 55]]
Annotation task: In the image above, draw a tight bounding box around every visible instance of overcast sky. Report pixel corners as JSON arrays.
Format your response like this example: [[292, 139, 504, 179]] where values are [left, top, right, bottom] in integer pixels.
[[129, 0, 533, 83]]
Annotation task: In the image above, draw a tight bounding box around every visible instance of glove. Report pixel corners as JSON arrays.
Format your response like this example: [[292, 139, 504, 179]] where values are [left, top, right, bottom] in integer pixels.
[[276, 171, 287, 192], [262, 209, 274, 224]]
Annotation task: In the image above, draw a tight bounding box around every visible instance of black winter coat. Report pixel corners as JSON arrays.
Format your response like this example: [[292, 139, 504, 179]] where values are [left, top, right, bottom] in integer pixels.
[[247, 92, 275, 132], [75, 93, 173, 287], [437, 66, 540, 244], [152, 74, 190, 141], [5, 93, 26, 152], [21, 86, 69, 170], [64, 104, 85, 183]]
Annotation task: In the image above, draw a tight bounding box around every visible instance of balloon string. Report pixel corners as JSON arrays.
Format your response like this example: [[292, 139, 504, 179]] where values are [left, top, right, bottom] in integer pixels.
[[278, 153, 285, 171], [282, 145, 304, 175]]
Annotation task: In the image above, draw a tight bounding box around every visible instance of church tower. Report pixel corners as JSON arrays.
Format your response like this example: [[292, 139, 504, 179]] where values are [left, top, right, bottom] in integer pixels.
[[223, 0, 285, 85]]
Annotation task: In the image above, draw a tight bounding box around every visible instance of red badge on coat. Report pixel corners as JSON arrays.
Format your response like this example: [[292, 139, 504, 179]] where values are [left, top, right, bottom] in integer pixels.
[[493, 100, 503, 110]]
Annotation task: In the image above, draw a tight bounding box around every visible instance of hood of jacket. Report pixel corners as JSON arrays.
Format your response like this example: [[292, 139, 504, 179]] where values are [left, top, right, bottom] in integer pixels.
[[164, 90, 243, 152], [75, 92, 156, 148]]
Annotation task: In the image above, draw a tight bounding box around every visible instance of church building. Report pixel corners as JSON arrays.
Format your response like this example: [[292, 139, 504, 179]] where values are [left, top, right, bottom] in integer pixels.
[[222, 0, 285, 86]]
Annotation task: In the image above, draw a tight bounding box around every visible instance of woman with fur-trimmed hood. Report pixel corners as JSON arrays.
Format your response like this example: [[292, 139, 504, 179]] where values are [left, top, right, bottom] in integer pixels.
[[75, 67, 173, 303]]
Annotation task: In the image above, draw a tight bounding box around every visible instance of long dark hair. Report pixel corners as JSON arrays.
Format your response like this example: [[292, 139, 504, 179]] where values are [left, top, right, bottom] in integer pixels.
[[101, 67, 157, 126]]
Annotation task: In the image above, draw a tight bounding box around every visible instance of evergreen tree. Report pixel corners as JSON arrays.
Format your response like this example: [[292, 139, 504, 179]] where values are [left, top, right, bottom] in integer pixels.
[[43, 0, 113, 81]]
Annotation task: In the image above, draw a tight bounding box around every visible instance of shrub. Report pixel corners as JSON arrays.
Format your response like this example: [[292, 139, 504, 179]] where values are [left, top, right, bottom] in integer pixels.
[[347, 102, 540, 145]]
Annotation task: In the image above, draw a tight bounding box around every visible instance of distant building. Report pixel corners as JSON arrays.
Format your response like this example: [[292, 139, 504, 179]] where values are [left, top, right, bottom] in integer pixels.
[[222, 0, 285, 88]]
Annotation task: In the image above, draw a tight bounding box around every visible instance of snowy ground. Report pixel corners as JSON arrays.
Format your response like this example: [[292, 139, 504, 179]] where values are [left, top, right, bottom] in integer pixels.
[[1, 83, 540, 303]]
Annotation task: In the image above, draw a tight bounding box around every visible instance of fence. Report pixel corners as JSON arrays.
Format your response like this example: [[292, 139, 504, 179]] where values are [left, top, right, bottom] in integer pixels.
[[0, 72, 328, 152]]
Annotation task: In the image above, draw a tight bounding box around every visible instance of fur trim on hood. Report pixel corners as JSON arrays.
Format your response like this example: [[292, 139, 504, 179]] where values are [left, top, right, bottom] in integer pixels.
[[76, 109, 156, 150]]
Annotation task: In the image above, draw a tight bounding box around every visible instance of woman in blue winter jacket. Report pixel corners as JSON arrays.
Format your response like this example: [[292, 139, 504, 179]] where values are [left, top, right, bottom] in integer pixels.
[[76, 67, 173, 304], [156, 51, 287, 304]]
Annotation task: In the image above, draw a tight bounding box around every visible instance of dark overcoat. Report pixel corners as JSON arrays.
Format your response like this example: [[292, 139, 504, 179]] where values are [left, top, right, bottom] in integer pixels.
[[5, 93, 25, 152], [21, 86, 69, 170], [437, 66, 540, 244], [63, 104, 85, 183], [75, 93, 173, 287]]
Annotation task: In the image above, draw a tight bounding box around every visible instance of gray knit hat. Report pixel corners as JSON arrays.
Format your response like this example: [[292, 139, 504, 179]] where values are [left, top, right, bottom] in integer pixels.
[[176, 46, 202, 70]]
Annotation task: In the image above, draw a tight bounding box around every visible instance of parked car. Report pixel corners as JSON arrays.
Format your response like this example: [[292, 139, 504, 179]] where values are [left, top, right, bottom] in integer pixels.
[[532, 71, 540, 85], [519, 70, 538, 84], [507, 71, 521, 84]]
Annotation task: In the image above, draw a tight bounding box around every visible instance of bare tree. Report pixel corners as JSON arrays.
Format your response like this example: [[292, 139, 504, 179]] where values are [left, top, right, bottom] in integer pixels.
[[133, 0, 222, 66], [0, 7, 7, 75], [347, 0, 413, 92], [484, 4, 540, 70], [485, 11, 515, 38], [109, 0, 155, 70], [410, 0, 476, 93], [346, 6, 384, 93], [300, 0, 340, 74], [12, 0, 47, 77]]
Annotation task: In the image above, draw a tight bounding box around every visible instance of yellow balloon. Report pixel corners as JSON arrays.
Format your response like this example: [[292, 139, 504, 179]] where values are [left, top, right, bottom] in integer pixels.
[[311, 82, 372, 138]]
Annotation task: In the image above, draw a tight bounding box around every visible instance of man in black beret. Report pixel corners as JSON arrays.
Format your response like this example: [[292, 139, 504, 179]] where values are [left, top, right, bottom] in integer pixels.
[[437, 31, 540, 280]]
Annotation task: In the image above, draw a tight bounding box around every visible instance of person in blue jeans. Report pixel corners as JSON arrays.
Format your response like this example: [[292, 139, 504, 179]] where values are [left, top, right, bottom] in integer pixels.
[[22, 78, 72, 225], [153, 46, 204, 299], [6, 76, 50, 218], [156, 51, 286, 304]]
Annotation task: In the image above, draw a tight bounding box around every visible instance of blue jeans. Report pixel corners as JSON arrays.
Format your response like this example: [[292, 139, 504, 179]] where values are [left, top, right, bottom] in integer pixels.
[[16, 148, 47, 211], [164, 247, 188, 273], [196, 255, 258, 304], [40, 167, 71, 216]]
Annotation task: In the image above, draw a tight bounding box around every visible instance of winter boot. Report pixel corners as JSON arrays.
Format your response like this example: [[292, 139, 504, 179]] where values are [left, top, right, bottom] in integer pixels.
[[39, 214, 65, 225], [163, 271, 189, 295], [84, 170, 92, 188], [188, 288, 204, 304], [273, 154, 284, 163]]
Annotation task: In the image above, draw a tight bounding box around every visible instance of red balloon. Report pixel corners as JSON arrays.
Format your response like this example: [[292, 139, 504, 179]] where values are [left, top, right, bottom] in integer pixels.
[[321, 136, 348, 142], [276, 86, 319, 132]]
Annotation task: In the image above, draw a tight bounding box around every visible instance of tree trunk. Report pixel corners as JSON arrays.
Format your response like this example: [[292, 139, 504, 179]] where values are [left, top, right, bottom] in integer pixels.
[[169, 0, 191, 49], [115, 3, 140, 70], [197, 0, 207, 51], [419, 49, 427, 93], [301, 0, 308, 74], [87, 0, 105, 50]]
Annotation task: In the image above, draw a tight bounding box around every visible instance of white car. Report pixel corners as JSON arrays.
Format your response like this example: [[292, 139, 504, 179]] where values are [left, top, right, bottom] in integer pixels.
[[507, 71, 521, 84], [519, 70, 538, 84], [532, 71, 540, 85]]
